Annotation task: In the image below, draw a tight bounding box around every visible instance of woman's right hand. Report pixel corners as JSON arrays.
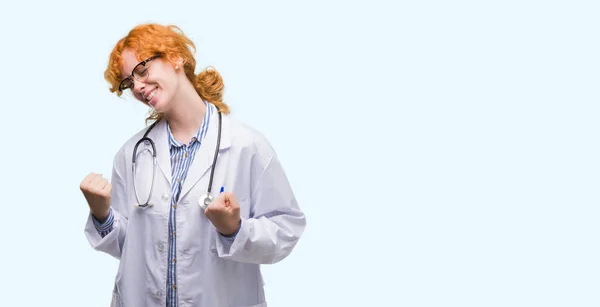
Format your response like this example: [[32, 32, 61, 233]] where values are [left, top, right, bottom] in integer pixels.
[[80, 172, 112, 222]]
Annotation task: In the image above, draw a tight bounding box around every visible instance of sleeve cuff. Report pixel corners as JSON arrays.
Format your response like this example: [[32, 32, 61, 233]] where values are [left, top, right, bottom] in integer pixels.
[[220, 219, 242, 242], [92, 208, 115, 238]]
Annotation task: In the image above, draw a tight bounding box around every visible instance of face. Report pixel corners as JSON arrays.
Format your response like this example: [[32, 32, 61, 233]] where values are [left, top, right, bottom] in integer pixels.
[[119, 50, 182, 112]]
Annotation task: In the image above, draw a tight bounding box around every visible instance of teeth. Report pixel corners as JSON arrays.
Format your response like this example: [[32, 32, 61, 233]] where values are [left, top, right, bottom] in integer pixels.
[[146, 89, 157, 101]]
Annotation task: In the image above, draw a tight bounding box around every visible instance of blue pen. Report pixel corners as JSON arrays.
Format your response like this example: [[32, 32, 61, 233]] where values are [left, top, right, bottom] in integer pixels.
[[220, 186, 224, 193]]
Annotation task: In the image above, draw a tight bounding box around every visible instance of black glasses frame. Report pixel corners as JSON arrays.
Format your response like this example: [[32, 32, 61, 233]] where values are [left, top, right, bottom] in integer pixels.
[[118, 55, 161, 92]]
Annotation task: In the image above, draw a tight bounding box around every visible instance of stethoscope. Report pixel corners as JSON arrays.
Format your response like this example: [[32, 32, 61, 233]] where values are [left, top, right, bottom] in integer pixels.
[[131, 111, 222, 210]]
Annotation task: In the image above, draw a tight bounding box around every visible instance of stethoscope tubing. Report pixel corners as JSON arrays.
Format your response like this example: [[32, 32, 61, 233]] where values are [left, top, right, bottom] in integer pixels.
[[131, 111, 222, 209]]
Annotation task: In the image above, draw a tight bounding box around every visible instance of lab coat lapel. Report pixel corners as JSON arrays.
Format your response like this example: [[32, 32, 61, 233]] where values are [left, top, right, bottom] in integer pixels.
[[180, 111, 231, 200], [146, 119, 172, 185]]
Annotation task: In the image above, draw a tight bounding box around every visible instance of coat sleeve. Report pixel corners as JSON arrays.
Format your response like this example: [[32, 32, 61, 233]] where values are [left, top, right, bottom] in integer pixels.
[[215, 151, 306, 264], [84, 146, 129, 260]]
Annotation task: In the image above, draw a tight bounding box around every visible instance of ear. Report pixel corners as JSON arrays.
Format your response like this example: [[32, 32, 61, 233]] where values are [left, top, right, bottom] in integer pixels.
[[172, 56, 184, 70]]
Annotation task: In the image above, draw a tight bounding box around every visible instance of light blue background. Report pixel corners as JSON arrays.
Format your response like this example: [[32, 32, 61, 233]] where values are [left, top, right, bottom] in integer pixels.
[[0, 0, 598, 306]]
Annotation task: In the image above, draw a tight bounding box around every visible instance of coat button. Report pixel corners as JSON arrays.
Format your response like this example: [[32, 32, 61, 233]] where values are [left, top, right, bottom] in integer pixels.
[[161, 193, 170, 201], [158, 242, 165, 251]]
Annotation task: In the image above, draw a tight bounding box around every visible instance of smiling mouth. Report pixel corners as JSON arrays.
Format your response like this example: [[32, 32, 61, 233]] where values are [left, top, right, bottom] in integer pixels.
[[144, 88, 157, 102]]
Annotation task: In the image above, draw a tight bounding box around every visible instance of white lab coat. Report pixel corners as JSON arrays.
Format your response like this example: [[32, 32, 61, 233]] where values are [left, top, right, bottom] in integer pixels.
[[84, 109, 306, 307]]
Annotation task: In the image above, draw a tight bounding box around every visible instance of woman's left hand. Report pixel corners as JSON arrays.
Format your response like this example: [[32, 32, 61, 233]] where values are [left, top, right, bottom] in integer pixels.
[[204, 192, 241, 236]]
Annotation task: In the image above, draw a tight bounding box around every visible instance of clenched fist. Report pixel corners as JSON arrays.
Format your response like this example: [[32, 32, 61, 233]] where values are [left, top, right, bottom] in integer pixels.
[[80, 172, 112, 222], [205, 192, 241, 237]]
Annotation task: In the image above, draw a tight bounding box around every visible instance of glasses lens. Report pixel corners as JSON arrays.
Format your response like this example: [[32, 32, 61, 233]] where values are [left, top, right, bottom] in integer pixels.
[[119, 78, 133, 92], [133, 64, 149, 81]]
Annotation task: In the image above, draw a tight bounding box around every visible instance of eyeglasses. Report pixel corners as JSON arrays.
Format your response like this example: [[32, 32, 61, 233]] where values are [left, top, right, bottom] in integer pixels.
[[118, 55, 160, 92]]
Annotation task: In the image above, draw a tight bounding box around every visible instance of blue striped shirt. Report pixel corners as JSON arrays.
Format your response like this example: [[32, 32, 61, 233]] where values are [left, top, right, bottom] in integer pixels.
[[93, 101, 239, 307]]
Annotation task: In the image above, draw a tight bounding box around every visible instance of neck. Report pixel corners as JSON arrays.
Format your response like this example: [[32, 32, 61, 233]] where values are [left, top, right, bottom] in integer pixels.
[[163, 83, 207, 143]]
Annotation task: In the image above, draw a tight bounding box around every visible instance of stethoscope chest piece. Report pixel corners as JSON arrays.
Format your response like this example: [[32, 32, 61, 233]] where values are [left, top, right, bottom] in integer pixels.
[[199, 194, 213, 210]]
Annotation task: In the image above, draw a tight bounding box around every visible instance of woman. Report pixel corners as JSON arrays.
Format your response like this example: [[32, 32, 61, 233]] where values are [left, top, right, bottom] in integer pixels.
[[80, 23, 306, 307]]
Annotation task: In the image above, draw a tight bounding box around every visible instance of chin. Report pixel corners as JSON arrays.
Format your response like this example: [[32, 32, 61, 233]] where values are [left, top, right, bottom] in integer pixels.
[[150, 100, 170, 114], [146, 88, 165, 111], [150, 102, 163, 112]]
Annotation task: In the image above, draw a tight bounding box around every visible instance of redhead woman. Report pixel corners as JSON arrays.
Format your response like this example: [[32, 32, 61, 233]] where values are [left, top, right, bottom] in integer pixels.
[[80, 23, 306, 307]]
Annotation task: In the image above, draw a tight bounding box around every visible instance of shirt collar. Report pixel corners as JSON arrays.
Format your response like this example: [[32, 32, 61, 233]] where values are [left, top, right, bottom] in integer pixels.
[[166, 101, 214, 148]]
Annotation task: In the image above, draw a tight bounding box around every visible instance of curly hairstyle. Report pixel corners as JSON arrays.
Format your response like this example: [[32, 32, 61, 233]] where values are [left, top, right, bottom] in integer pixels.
[[103, 23, 230, 124]]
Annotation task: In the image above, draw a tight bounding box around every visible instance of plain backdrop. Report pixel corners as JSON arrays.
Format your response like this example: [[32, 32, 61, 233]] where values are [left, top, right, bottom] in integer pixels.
[[0, 1, 598, 306]]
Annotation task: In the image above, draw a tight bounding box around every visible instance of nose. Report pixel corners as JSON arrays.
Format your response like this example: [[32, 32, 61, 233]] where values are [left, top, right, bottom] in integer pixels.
[[132, 79, 147, 97]]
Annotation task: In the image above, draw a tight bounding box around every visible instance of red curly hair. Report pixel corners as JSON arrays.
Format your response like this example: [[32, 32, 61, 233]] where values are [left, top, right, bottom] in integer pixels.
[[103, 23, 230, 124]]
